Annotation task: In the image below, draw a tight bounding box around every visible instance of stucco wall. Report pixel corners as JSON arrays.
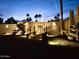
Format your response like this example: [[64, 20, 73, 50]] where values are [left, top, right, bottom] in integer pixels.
[[24, 22, 60, 35], [0, 24, 17, 35], [63, 19, 71, 33], [0, 22, 60, 35]]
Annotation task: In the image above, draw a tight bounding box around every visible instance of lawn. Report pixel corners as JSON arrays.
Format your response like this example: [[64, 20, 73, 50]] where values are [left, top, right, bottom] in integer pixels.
[[48, 38, 79, 47], [47, 31, 60, 35]]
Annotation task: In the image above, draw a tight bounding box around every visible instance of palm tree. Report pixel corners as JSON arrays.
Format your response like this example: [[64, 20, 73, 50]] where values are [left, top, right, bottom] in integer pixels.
[[26, 13, 30, 22], [54, 16, 57, 20], [34, 14, 38, 21], [29, 17, 32, 22], [60, 0, 63, 35], [26, 13, 32, 22], [26, 13, 30, 18], [57, 14, 60, 20], [54, 14, 60, 21], [26, 18, 29, 22], [57, 14, 60, 21], [26, 17, 32, 22], [57, 14, 60, 17], [34, 14, 42, 22]]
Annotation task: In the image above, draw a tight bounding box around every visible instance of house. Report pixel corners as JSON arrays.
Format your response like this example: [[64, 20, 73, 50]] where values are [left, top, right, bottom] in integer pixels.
[[0, 21, 60, 35]]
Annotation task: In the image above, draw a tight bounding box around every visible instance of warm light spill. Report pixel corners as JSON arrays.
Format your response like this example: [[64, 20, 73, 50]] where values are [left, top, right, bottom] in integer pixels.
[[52, 22, 57, 30], [48, 39, 79, 46], [48, 41, 60, 45], [6, 25, 9, 28], [52, 22, 56, 26]]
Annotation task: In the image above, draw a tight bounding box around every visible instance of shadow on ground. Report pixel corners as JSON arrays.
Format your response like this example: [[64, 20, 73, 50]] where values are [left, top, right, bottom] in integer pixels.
[[0, 35, 79, 59]]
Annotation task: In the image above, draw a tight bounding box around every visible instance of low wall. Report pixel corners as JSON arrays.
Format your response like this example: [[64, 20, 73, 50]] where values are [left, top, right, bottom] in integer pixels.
[[0, 22, 60, 35], [0, 24, 17, 35]]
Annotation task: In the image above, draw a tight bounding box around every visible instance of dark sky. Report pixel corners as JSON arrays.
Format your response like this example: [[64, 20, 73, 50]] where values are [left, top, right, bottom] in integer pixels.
[[0, 0, 79, 21]]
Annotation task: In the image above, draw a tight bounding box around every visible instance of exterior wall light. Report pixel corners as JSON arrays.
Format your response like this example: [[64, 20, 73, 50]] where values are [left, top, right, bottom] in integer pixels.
[[6, 25, 9, 28]]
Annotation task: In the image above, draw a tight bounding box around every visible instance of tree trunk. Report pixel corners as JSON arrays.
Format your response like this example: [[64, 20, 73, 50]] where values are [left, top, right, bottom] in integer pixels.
[[60, 0, 63, 35]]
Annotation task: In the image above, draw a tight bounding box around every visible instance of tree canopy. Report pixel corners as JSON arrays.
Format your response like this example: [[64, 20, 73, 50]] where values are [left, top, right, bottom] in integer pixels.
[[0, 17, 4, 23], [5, 17, 18, 24]]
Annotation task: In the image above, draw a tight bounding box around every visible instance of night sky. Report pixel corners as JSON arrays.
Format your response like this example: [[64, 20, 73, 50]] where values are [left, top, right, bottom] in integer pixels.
[[0, 0, 79, 21]]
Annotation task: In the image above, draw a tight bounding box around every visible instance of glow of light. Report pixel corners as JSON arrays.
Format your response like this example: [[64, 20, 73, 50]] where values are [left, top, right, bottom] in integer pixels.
[[47, 34, 58, 37], [21, 36, 26, 38], [52, 22, 56, 26], [6, 25, 9, 28], [39, 38, 42, 40], [4, 33, 12, 35], [17, 22, 23, 24], [52, 22, 57, 31], [68, 36, 73, 40], [24, 23, 28, 26], [24, 23, 29, 34], [48, 41, 60, 45], [48, 39, 74, 46]]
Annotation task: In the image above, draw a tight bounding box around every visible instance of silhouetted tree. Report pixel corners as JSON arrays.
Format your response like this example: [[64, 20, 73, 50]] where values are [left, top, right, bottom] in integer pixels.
[[26, 13, 32, 22], [54, 16, 57, 20], [5, 17, 18, 24], [26, 13, 30, 18], [0, 17, 4, 23], [54, 14, 60, 21], [57, 14, 60, 17], [29, 17, 32, 22], [26, 18, 30, 22], [26, 17, 32, 22], [34, 14, 42, 21], [34, 14, 38, 21]]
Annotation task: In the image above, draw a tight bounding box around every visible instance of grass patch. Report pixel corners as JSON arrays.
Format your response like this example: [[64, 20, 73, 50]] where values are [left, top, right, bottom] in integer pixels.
[[48, 31, 60, 35], [48, 38, 79, 47]]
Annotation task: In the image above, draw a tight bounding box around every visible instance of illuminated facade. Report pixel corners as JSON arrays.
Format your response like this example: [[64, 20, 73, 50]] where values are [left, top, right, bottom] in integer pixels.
[[1, 5, 79, 36], [0, 21, 60, 35], [76, 5, 79, 23], [63, 5, 79, 31], [70, 9, 75, 25]]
